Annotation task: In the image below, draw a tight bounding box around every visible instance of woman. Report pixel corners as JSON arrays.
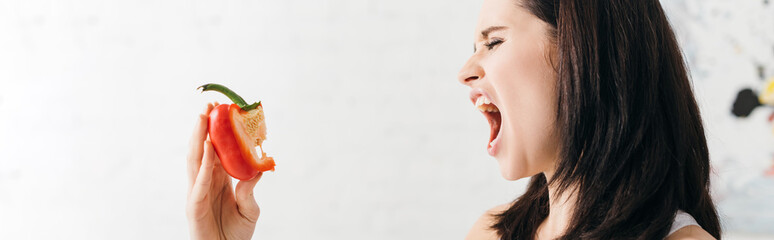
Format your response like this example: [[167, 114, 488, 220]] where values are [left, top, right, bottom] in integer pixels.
[[459, 0, 721, 239], [186, 0, 722, 239]]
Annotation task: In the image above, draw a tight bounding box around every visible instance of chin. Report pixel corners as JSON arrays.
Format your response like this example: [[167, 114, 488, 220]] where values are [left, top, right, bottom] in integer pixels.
[[497, 157, 532, 181]]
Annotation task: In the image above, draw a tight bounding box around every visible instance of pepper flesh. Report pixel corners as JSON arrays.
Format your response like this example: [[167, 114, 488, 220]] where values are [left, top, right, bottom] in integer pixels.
[[200, 84, 275, 180]]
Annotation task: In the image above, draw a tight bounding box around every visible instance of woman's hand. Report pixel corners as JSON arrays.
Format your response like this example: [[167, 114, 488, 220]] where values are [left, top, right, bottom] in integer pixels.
[[187, 103, 262, 240]]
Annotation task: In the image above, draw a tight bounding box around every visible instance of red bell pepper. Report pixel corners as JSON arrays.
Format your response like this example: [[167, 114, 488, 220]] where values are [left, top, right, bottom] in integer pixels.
[[198, 83, 275, 180]]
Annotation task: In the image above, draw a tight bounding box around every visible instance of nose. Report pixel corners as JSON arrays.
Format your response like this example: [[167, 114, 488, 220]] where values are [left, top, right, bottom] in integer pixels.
[[457, 55, 484, 86]]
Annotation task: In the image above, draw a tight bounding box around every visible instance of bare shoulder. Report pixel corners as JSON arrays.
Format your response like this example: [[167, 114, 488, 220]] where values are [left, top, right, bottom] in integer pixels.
[[465, 204, 511, 240], [665, 225, 716, 240]]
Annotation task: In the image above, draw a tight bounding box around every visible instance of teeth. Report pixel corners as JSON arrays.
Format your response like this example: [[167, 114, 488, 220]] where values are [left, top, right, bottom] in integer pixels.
[[474, 96, 487, 107], [478, 105, 499, 112], [474, 96, 499, 112]]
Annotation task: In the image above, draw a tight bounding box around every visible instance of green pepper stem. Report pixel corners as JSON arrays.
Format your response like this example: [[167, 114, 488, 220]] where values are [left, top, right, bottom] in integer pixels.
[[198, 83, 261, 111]]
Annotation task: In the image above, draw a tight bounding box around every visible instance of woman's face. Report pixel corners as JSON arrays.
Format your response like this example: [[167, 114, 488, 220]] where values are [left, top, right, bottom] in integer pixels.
[[458, 0, 560, 180]]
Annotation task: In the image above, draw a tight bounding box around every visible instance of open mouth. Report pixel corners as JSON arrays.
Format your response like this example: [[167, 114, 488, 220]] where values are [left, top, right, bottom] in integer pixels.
[[474, 94, 502, 149]]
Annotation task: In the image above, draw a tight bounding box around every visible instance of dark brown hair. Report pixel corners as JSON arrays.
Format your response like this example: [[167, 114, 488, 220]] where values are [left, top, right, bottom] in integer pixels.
[[491, 0, 722, 239]]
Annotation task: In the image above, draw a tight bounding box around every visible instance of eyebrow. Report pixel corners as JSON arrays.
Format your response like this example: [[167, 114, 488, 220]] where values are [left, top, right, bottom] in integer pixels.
[[474, 26, 508, 52], [481, 26, 508, 38]]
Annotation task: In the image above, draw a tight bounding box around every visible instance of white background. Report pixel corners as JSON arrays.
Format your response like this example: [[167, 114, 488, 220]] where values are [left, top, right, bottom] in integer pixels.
[[0, 0, 772, 239]]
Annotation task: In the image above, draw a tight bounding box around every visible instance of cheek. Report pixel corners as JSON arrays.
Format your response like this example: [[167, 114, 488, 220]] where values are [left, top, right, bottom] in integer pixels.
[[490, 40, 559, 175], [495, 40, 556, 131]]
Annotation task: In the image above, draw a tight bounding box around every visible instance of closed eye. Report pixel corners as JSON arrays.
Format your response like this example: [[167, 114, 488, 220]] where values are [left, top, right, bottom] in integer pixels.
[[485, 38, 504, 50]]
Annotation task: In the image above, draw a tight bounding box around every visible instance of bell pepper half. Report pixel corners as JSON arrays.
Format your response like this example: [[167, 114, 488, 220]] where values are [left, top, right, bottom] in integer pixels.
[[198, 83, 275, 180]]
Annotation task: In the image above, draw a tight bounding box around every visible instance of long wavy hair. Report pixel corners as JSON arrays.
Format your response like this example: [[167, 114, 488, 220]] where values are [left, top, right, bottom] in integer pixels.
[[491, 0, 722, 239]]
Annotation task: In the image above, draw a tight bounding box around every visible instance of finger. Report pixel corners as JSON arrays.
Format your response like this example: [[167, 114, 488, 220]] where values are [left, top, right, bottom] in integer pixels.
[[190, 140, 217, 203], [186, 113, 207, 189], [235, 172, 263, 223], [187, 103, 214, 188], [211, 155, 230, 188]]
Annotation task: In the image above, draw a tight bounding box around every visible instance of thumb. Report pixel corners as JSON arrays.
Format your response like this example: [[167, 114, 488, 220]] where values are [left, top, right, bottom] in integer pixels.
[[235, 172, 263, 223]]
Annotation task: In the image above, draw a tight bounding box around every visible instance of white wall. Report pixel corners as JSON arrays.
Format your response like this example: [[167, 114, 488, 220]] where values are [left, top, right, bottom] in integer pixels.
[[0, 0, 771, 239]]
